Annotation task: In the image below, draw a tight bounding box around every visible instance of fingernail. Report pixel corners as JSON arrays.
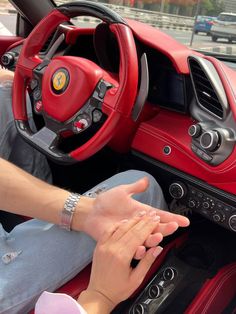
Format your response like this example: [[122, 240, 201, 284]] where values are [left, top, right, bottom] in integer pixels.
[[153, 215, 160, 221], [137, 211, 146, 217], [148, 210, 157, 217], [153, 246, 163, 258]]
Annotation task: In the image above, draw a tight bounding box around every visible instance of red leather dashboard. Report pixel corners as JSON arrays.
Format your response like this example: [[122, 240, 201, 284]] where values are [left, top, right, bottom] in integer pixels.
[[127, 20, 236, 195]]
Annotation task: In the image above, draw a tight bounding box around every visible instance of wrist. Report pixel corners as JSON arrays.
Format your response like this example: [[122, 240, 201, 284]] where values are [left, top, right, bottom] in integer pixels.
[[71, 196, 95, 232], [78, 289, 115, 314]]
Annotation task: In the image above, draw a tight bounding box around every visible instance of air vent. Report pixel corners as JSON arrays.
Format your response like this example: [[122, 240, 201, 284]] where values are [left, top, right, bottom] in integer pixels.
[[189, 57, 225, 119]]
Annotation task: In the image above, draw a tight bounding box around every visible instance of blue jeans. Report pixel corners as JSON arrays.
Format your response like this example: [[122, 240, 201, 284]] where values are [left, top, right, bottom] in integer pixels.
[[0, 84, 167, 314]]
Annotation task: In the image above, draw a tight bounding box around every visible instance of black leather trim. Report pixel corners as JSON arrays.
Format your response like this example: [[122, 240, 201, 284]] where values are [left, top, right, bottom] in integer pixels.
[[57, 1, 126, 24]]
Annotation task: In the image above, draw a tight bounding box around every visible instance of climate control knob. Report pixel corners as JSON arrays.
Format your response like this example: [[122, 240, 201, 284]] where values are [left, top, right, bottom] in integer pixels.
[[188, 124, 202, 138], [200, 131, 220, 152], [169, 182, 187, 199]]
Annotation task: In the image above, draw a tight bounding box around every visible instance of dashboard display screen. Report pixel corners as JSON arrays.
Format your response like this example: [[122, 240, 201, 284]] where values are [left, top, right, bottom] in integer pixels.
[[148, 65, 191, 113]]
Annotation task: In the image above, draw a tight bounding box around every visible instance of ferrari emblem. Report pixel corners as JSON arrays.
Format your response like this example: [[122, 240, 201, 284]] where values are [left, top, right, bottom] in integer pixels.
[[51, 69, 69, 94]]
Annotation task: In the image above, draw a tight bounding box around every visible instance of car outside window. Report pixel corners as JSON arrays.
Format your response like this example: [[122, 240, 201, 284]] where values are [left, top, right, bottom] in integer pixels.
[[218, 13, 236, 22]]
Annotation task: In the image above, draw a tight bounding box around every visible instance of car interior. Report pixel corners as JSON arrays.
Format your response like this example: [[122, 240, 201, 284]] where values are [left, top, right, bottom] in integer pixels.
[[0, 0, 236, 313]]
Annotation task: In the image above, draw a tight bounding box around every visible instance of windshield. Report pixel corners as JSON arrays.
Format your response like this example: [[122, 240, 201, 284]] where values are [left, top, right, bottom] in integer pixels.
[[53, 0, 236, 58], [1, 0, 236, 58]]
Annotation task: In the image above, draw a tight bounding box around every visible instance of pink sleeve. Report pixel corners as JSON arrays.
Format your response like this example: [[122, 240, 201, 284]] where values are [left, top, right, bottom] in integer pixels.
[[35, 291, 87, 314]]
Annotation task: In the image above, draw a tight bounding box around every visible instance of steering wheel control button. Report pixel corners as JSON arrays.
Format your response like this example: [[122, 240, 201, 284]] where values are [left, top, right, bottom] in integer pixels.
[[163, 267, 176, 281], [33, 89, 42, 101], [30, 79, 38, 90], [98, 81, 107, 99], [74, 121, 85, 130], [35, 101, 43, 113], [169, 182, 186, 199], [73, 115, 91, 133], [188, 124, 202, 138], [51, 68, 70, 94], [92, 109, 103, 123], [97, 81, 112, 99], [148, 284, 163, 299]]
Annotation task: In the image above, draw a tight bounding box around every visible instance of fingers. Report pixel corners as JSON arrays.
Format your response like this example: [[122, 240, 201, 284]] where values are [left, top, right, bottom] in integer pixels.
[[120, 213, 160, 258], [153, 221, 179, 237], [155, 209, 190, 227], [122, 177, 149, 196], [144, 232, 163, 248], [130, 200, 189, 229], [131, 246, 163, 284], [134, 246, 146, 260], [99, 220, 124, 244], [110, 215, 143, 241]]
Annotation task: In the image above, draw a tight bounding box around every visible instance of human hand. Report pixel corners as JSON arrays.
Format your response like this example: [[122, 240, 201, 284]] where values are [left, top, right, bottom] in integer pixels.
[[78, 214, 163, 314], [0, 69, 14, 83], [81, 177, 189, 258]]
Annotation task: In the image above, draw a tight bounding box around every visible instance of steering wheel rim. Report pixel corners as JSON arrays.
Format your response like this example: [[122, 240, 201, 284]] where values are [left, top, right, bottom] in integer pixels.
[[13, 1, 139, 164]]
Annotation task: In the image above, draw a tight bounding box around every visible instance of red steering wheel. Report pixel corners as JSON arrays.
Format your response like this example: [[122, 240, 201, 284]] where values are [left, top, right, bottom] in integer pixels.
[[12, 1, 138, 164]]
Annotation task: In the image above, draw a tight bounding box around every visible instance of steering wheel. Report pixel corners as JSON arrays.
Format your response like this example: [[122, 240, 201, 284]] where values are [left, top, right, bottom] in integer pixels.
[[12, 1, 138, 164]]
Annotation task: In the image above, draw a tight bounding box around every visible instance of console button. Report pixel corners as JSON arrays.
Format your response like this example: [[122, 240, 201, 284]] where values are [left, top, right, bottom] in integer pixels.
[[229, 215, 236, 232], [200, 131, 220, 152], [212, 211, 225, 222], [163, 267, 176, 281], [33, 88, 41, 101], [148, 284, 163, 299], [202, 201, 210, 210], [201, 152, 213, 162], [169, 182, 186, 199], [188, 199, 197, 208], [132, 303, 145, 314], [188, 124, 202, 138]]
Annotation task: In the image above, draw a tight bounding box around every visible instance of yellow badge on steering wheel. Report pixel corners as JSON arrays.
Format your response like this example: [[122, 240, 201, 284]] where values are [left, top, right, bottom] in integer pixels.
[[53, 71, 67, 91]]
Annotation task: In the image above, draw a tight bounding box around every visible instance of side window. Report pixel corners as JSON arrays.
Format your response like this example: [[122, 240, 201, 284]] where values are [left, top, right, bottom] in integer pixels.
[[0, 0, 17, 35]]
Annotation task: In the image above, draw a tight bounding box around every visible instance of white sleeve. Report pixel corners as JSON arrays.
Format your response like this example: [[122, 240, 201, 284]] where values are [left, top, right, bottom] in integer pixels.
[[35, 291, 87, 314]]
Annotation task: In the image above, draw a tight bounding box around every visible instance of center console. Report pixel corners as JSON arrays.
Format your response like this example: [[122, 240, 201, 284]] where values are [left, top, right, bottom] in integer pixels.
[[129, 253, 209, 314], [169, 181, 236, 232], [125, 222, 236, 314]]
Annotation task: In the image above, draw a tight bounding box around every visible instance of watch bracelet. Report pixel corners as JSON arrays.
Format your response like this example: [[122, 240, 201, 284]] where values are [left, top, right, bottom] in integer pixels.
[[60, 192, 81, 231]]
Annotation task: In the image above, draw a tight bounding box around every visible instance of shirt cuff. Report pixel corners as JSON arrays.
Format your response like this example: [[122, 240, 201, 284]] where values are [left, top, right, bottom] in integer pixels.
[[35, 291, 87, 314]]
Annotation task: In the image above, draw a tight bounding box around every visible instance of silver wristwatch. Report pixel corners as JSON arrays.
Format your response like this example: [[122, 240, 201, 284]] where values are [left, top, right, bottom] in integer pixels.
[[60, 193, 81, 231]]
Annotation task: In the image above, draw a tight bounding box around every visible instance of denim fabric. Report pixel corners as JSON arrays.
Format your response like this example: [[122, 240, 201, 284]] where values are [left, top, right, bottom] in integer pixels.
[[0, 84, 167, 314], [0, 82, 52, 182]]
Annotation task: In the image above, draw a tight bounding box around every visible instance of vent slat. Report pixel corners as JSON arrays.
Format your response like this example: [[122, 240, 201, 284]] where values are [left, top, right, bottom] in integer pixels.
[[189, 59, 223, 119]]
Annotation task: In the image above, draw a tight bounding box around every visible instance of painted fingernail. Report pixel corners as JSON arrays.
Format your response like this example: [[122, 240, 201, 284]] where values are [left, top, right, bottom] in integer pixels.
[[153, 215, 160, 221], [153, 246, 163, 258], [137, 211, 146, 217]]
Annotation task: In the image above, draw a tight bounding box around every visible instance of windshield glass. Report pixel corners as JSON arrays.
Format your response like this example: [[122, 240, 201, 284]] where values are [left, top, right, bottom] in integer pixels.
[[54, 0, 236, 57], [1, 0, 236, 57]]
